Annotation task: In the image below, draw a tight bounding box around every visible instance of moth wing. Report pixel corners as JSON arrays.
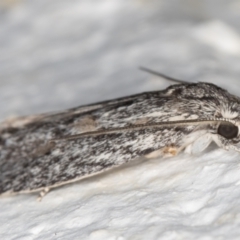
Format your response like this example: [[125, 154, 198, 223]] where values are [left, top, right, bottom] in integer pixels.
[[1, 85, 207, 195], [1, 126, 188, 195], [0, 91, 161, 129]]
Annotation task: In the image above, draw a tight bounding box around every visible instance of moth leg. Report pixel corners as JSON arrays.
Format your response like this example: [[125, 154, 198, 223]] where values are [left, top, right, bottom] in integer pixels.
[[145, 145, 180, 159], [145, 149, 163, 159], [185, 133, 212, 154], [37, 187, 50, 202]]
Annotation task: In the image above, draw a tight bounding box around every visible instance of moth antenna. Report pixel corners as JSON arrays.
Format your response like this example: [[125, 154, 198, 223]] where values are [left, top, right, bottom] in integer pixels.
[[52, 119, 234, 141], [139, 66, 189, 84]]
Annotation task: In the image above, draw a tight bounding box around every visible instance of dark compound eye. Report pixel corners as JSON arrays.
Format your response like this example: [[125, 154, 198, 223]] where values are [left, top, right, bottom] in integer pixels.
[[217, 123, 238, 139]]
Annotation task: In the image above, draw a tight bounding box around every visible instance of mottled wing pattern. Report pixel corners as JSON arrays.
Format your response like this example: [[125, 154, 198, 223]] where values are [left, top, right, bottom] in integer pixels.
[[1, 82, 238, 195]]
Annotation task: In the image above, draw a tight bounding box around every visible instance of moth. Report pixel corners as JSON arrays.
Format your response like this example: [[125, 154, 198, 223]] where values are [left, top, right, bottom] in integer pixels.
[[1, 67, 240, 199]]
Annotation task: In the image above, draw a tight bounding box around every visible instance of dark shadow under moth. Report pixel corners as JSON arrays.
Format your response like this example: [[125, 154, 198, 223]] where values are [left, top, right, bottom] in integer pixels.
[[1, 68, 240, 198]]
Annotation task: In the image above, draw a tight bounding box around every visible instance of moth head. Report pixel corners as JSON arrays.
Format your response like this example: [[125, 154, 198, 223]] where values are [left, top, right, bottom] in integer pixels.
[[217, 122, 238, 140], [213, 120, 240, 152], [184, 119, 240, 154]]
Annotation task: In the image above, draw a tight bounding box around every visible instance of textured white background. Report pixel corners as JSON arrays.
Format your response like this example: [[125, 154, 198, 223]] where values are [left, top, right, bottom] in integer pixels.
[[1, 0, 240, 239]]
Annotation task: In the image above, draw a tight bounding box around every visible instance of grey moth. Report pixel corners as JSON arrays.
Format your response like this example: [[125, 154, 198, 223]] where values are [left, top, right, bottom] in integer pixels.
[[1, 68, 239, 198]]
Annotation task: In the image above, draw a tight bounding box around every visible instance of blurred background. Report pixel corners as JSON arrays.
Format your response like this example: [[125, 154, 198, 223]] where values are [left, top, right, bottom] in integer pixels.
[[1, 0, 240, 121]]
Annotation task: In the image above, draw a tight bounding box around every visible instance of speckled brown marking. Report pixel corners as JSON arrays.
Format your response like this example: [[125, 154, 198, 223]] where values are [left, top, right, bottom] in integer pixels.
[[163, 146, 178, 156], [71, 115, 97, 133], [31, 142, 56, 158]]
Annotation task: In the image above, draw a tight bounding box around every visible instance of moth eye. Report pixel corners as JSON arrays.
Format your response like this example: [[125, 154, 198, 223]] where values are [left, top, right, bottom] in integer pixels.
[[217, 123, 238, 139]]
